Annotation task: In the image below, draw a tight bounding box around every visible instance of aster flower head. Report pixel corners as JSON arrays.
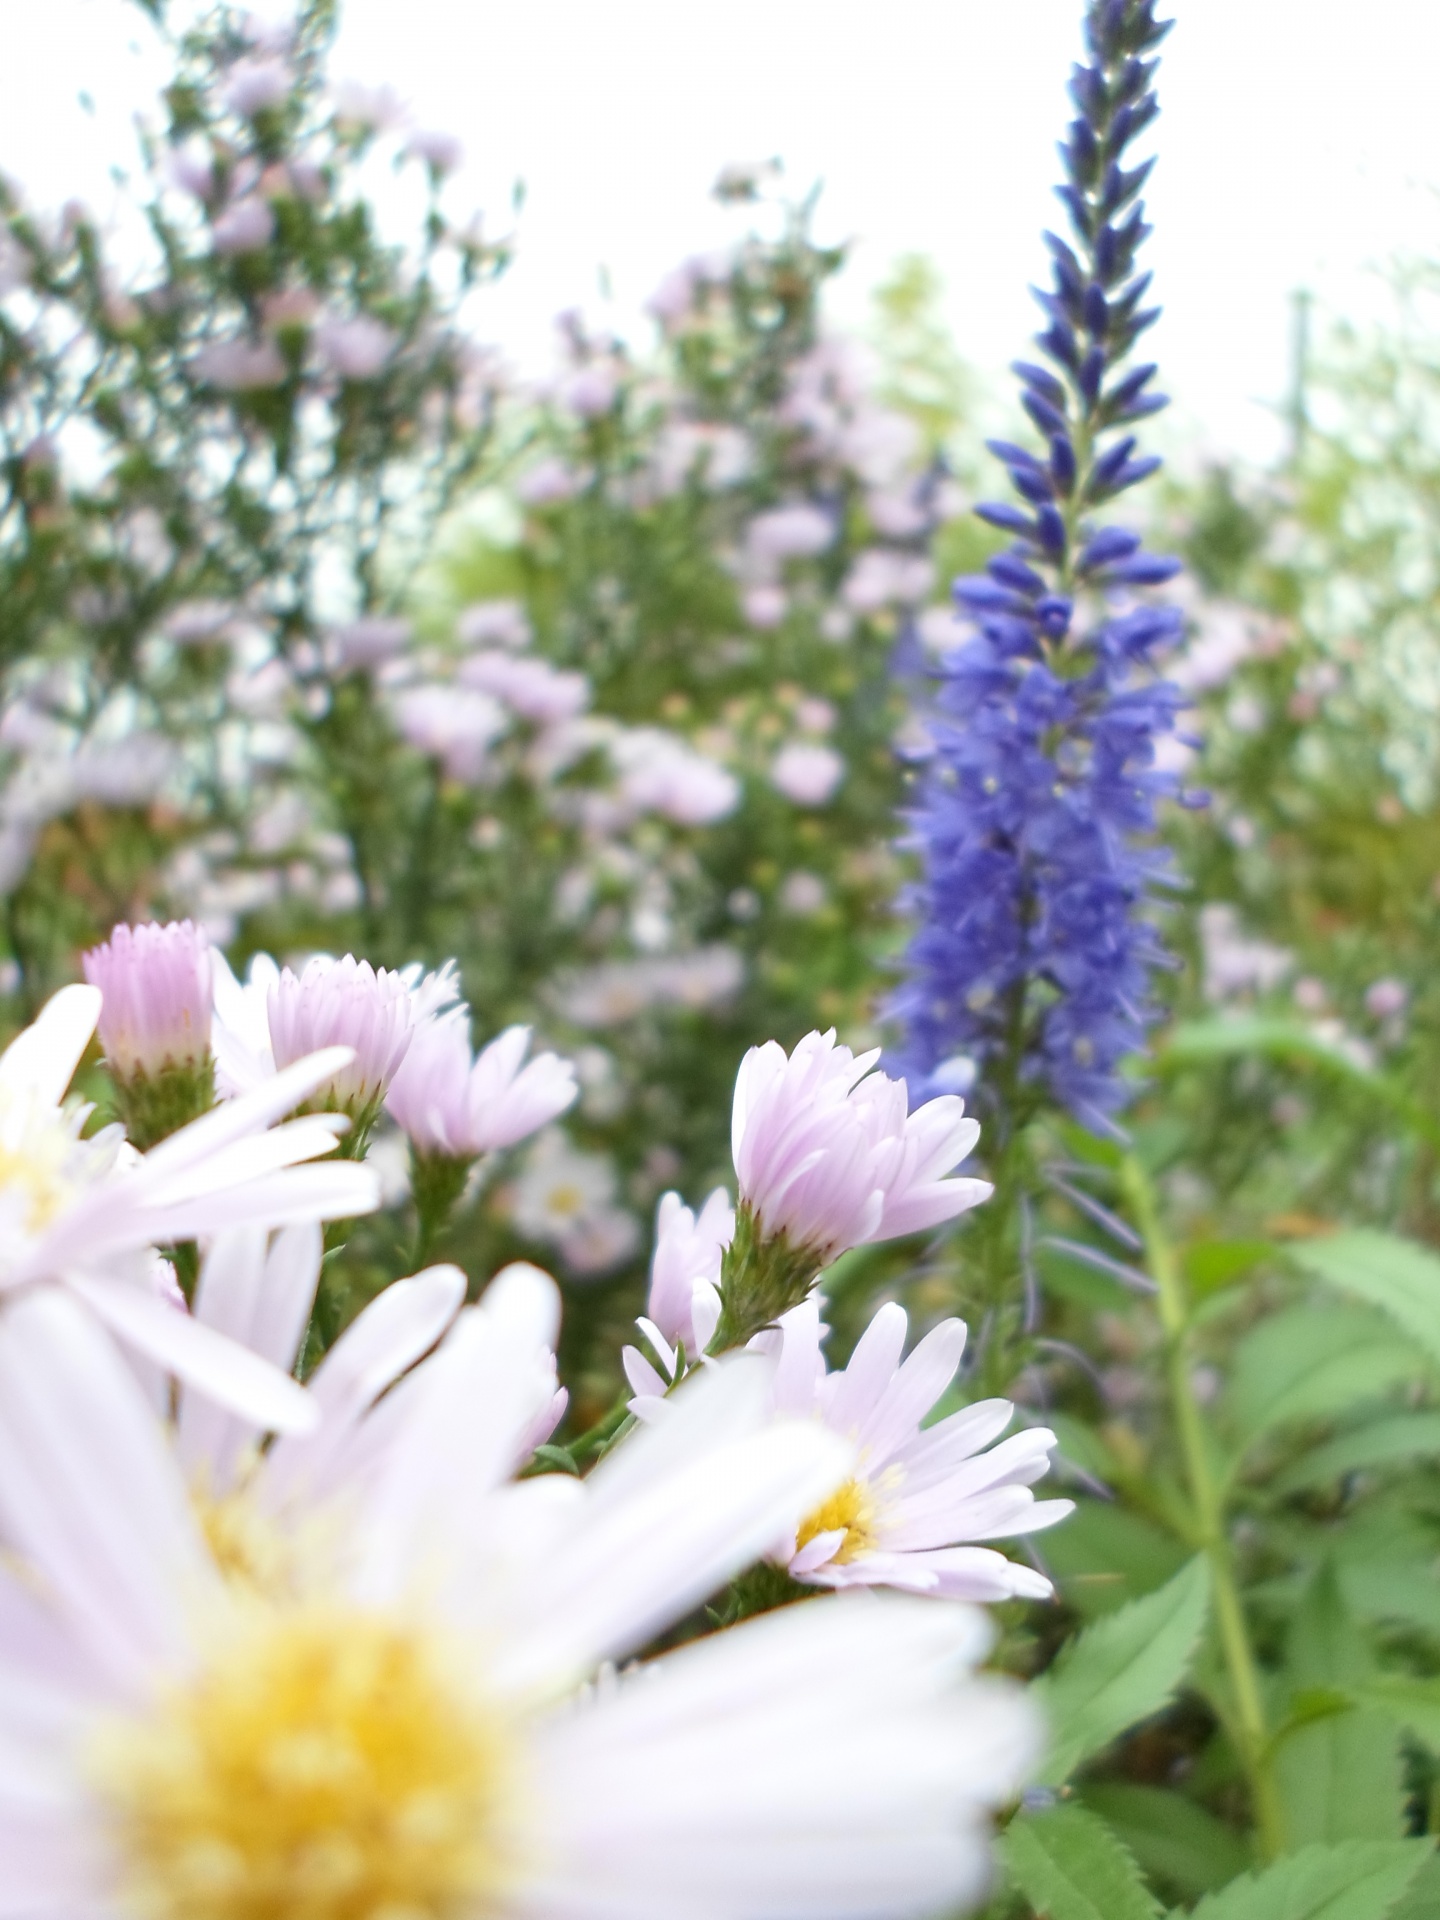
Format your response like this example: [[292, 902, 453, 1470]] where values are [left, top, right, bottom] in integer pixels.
[[266, 953, 417, 1143], [0, 984, 377, 1429], [760, 1295, 1072, 1600], [83, 920, 217, 1147], [387, 1011, 579, 1249], [623, 1186, 735, 1408], [0, 1260, 1039, 1920], [715, 1031, 990, 1350], [892, 0, 1196, 1136]]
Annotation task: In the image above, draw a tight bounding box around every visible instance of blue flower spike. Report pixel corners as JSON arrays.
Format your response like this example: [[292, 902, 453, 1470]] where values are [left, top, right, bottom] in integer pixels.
[[893, 0, 1199, 1140]]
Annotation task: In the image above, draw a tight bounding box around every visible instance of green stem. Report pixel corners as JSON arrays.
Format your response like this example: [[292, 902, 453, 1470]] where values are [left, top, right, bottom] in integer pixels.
[[1121, 1156, 1286, 1860]]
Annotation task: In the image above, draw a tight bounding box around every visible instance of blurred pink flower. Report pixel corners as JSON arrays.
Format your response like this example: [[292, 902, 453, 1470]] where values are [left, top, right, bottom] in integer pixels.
[[771, 741, 844, 807]]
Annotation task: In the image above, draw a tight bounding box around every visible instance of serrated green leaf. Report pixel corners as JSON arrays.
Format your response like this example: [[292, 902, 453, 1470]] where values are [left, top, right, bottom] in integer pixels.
[[1033, 1555, 1209, 1785], [1274, 1566, 1404, 1846], [1290, 1229, 1440, 1371], [1078, 1783, 1250, 1900], [1188, 1840, 1429, 1920], [1001, 1803, 1158, 1920], [1274, 1412, 1440, 1494], [1226, 1304, 1426, 1454], [1355, 1676, 1440, 1749]]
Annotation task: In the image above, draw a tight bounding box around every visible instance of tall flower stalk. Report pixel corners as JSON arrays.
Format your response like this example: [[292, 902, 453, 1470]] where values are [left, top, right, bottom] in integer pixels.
[[893, 0, 1198, 1345]]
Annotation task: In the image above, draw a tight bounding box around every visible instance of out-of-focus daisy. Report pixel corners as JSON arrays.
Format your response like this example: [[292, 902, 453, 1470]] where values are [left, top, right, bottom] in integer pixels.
[[759, 1295, 1071, 1600], [0, 1262, 1037, 1920], [0, 984, 376, 1430]]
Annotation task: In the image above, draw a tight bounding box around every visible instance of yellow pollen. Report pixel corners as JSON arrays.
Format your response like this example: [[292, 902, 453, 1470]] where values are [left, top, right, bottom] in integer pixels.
[[546, 1182, 586, 1219], [796, 1476, 879, 1565], [92, 1605, 513, 1920], [0, 1113, 74, 1232], [192, 1485, 301, 1600]]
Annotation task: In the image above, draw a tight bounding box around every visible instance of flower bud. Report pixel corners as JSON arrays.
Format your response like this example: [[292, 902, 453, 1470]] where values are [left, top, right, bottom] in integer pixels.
[[83, 921, 216, 1149]]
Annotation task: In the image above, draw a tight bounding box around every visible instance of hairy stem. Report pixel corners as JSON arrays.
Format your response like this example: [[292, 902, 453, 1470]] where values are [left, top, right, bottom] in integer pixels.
[[1121, 1156, 1285, 1860]]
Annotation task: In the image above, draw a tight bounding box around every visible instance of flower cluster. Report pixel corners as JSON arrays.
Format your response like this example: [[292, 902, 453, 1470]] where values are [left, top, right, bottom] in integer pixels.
[[892, 0, 1196, 1135], [0, 934, 1055, 1919]]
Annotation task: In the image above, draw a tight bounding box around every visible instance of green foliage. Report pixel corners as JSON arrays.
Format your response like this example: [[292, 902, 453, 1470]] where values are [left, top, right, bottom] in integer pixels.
[[1289, 1230, 1440, 1369], [1187, 1842, 1430, 1920], [1002, 1803, 1159, 1920], [1032, 1556, 1211, 1785]]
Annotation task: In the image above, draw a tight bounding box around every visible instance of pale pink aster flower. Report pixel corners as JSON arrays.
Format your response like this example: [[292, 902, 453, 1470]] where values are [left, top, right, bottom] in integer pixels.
[[83, 920, 213, 1079], [457, 597, 532, 649], [843, 548, 936, 613], [192, 338, 286, 391], [732, 1028, 991, 1264], [614, 729, 740, 825], [315, 313, 398, 379], [160, 598, 239, 645], [649, 1186, 732, 1349], [405, 126, 464, 174], [742, 583, 788, 629], [746, 501, 835, 561], [220, 54, 291, 116], [386, 1011, 577, 1160], [517, 455, 585, 506], [332, 78, 406, 132], [261, 285, 320, 330], [328, 613, 412, 670], [1366, 977, 1409, 1020], [760, 1294, 1072, 1600], [0, 984, 376, 1427], [868, 488, 931, 539], [558, 362, 620, 418], [0, 1260, 1037, 1920], [209, 195, 276, 255], [459, 650, 590, 724], [394, 682, 508, 781], [164, 134, 214, 199], [267, 954, 416, 1120], [772, 740, 845, 806]]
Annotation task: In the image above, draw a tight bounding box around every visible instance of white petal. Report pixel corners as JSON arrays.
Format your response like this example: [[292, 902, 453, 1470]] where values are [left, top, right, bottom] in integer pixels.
[[0, 984, 100, 1107], [0, 1288, 214, 1692], [525, 1595, 1033, 1920], [67, 1272, 318, 1439], [352, 1264, 561, 1605]]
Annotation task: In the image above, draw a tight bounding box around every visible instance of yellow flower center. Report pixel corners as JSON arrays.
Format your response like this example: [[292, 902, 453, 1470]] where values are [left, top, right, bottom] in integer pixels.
[[0, 1106, 75, 1232], [192, 1484, 302, 1599], [92, 1604, 515, 1920], [796, 1476, 878, 1565], [546, 1181, 587, 1219]]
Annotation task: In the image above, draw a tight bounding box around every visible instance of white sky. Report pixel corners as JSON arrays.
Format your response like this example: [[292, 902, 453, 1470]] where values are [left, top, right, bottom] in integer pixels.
[[3, 0, 1439, 465]]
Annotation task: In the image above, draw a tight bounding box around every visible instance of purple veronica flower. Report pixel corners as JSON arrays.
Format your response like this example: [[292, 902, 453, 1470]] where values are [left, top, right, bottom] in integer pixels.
[[892, 0, 1199, 1137]]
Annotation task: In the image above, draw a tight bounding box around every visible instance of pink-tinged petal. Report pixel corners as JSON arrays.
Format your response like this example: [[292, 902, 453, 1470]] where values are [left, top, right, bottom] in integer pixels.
[[789, 1527, 846, 1575], [0, 1288, 216, 1692], [106, 1162, 378, 1253], [178, 1223, 322, 1491], [0, 985, 101, 1109], [872, 1176, 993, 1243], [623, 1345, 668, 1403], [526, 1596, 1030, 1920], [67, 1272, 317, 1439], [486, 1360, 852, 1694], [922, 1546, 1055, 1602], [899, 1399, 1017, 1486], [828, 1299, 909, 1437], [353, 1263, 562, 1605], [134, 1044, 356, 1179], [853, 1317, 967, 1465]]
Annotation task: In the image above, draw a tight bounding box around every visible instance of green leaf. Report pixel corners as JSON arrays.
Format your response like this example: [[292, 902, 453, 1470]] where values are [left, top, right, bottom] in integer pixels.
[[1226, 1304, 1427, 1454], [1162, 1017, 1440, 1149], [1355, 1676, 1440, 1749], [1078, 1783, 1250, 1900], [1042, 1499, 1191, 1618], [1184, 1237, 1278, 1300], [1388, 1853, 1440, 1920], [1290, 1229, 1440, 1371], [1033, 1555, 1210, 1785], [1001, 1804, 1158, 1920], [1188, 1841, 1429, 1920], [1273, 1566, 1405, 1846], [1274, 1412, 1440, 1494]]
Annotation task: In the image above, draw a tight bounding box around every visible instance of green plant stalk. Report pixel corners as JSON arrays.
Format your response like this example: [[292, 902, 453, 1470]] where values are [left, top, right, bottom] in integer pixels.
[[1120, 1155, 1286, 1860]]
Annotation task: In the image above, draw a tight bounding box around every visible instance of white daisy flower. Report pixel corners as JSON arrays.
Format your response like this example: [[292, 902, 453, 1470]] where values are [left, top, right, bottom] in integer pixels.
[[760, 1294, 1074, 1602], [0, 1263, 1038, 1920], [0, 984, 377, 1432]]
